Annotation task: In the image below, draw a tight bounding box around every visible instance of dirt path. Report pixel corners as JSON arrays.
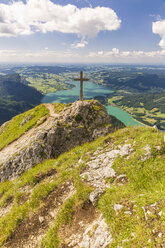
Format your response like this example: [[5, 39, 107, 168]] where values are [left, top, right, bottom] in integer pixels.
[[44, 103, 59, 118], [0, 104, 58, 165], [5, 180, 75, 248]]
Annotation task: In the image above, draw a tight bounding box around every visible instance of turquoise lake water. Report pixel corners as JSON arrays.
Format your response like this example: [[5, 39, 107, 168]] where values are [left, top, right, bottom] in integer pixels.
[[41, 81, 142, 127]]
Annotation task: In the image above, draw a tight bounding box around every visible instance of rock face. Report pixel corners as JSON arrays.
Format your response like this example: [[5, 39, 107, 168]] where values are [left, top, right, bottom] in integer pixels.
[[81, 143, 133, 189], [0, 100, 124, 182], [79, 215, 112, 248]]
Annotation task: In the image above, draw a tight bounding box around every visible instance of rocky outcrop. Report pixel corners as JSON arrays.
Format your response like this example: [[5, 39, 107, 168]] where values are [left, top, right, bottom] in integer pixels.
[[81, 143, 133, 190], [0, 100, 124, 182], [67, 214, 112, 248], [79, 215, 112, 248]]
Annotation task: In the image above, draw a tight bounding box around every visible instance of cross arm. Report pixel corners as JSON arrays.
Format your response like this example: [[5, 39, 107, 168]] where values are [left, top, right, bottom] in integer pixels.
[[74, 78, 81, 81]]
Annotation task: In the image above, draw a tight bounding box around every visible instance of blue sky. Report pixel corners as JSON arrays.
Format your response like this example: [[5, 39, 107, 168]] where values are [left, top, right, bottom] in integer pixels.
[[0, 0, 165, 64]]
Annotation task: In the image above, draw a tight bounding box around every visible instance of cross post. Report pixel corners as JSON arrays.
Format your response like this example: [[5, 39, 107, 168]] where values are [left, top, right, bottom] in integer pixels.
[[74, 71, 89, 101]]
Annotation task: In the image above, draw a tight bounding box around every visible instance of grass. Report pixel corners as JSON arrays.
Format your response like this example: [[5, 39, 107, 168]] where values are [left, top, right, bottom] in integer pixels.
[[53, 103, 71, 114], [0, 104, 49, 150], [0, 135, 102, 246], [41, 195, 77, 248], [25, 73, 72, 94], [41, 167, 93, 248], [0, 126, 164, 247], [0, 162, 70, 245], [98, 127, 165, 247], [108, 96, 124, 105]]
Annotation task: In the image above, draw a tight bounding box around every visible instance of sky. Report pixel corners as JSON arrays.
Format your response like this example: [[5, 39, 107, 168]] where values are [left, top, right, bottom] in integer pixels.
[[0, 0, 165, 64]]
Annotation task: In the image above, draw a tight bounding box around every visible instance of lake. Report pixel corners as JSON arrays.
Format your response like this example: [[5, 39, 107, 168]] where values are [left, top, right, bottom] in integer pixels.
[[41, 81, 142, 127]]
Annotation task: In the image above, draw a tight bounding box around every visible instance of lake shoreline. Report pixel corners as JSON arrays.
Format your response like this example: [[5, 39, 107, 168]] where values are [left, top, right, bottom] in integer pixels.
[[106, 104, 150, 127]]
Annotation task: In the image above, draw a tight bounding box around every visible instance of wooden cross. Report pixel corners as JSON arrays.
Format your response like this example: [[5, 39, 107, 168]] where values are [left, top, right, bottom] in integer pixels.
[[74, 71, 89, 101]]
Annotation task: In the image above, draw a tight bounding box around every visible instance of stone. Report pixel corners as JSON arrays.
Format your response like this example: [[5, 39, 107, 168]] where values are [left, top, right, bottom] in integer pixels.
[[78, 158, 83, 164], [89, 189, 105, 206], [158, 233, 162, 238], [122, 239, 129, 244], [106, 149, 120, 159], [114, 204, 123, 213], [114, 174, 128, 184], [21, 114, 33, 126], [102, 157, 109, 165], [147, 210, 152, 215], [124, 211, 132, 215], [102, 167, 116, 178], [150, 202, 157, 208], [78, 221, 84, 227], [131, 233, 136, 238], [39, 216, 44, 223], [119, 144, 133, 156], [81, 144, 133, 189], [142, 206, 148, 221], [158, 211, 162, 217], [141, 145, 151, 161], [153, 125, 158, 130], [50, 211, 55, 218], [79, 216, 112, 248]]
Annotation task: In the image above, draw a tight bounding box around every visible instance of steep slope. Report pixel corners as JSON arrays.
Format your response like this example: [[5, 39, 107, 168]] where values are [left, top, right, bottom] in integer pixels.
[[0, 100, 124, 181], [0, 73, 43, 125], [0, 126, 164, 248]]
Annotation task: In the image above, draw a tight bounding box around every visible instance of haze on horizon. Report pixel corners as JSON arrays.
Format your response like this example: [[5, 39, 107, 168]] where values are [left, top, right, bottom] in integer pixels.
[[0, 0, 165, 64]]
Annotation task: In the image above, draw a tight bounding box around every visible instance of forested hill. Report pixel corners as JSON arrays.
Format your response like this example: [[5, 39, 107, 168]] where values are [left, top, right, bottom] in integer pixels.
[[103, 73, 165, 92], [0, 73, 43, 125], [122, 74, 165, 91]]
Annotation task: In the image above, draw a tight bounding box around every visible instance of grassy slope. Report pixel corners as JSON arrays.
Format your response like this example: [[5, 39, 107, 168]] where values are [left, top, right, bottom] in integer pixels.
[[0, 104, 49, 150], [99, 128, 165, 247], [0, 127, 164, 247]]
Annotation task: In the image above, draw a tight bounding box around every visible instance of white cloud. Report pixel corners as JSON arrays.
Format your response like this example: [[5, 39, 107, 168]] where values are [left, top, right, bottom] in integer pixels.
[[1, 48, 165, 64], [88, 48, 165, 63], [98, 51, 104, 55], [0, 49, 79, 63], [71, 40, 88, 48], [111, 48, 119, 54], [0, 0, 121, 38], [152, 20, 165, 48]]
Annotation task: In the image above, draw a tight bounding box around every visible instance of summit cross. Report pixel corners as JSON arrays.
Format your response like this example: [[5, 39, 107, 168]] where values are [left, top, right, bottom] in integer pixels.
[[74, 71, 89, 101]]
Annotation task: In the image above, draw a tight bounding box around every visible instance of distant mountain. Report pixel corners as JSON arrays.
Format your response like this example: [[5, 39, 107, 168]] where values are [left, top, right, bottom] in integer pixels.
[[0, 73, 43, 125]]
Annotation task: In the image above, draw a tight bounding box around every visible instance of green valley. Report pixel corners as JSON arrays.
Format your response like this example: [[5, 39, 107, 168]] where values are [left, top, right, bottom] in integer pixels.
[[0, 64, 165, 130], [107, 93, 165, 130]]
